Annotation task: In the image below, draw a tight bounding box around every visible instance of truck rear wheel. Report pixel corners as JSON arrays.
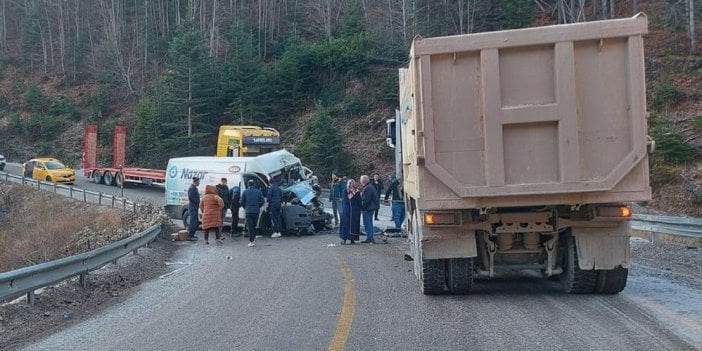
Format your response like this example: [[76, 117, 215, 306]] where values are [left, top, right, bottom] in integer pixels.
[[421, 259, 447, 295], [594, 267, 628, 294], [92, 170, 103, 184], [561, 235, 597, 294], [103, 172, 114, 186], [447, 258, 474, 294]]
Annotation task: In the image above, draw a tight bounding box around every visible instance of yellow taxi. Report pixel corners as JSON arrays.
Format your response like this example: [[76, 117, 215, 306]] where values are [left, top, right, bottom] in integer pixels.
[[22, 158, 76, 184]]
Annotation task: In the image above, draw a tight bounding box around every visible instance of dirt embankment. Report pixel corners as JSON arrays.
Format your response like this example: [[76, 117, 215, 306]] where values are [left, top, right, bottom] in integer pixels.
[[0, 181, 180, 349], [0, 181, 167, 272]]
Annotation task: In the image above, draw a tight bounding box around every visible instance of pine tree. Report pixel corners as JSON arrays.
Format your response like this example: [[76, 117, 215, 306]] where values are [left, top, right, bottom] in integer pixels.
[[161, 23, 217, 150], [296, 108, 352, 178]]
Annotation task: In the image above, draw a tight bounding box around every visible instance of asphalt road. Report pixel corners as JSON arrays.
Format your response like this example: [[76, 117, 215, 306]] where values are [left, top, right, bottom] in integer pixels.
[[3, 162, 700, 350], [20, 233, 699, 351]]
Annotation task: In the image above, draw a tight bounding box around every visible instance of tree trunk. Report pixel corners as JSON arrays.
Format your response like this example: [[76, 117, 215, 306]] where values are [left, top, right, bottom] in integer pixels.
[[44, 3, 55, 68], [690, 0, 697, 53], [188, 63, 193, 139], [209, 0, 216, 57], [632, 0, 638, 14], [58, 0, 66, 77]]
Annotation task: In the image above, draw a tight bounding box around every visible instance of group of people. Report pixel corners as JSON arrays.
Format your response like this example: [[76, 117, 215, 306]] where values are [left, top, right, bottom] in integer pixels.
[[186, 176, 285, 247], [330, 172, 405, 245]]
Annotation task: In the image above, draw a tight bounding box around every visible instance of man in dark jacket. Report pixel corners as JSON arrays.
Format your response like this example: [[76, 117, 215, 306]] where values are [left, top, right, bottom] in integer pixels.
[[360, 175, 379, 243], [267, 180, 284, 238], [329, 172, 346, 226], [385, 174, 405, 229], [240, 180, 264, 247], [229, 186, 241, 236], [371, 173, 384, 220], [187, 177, 201, 241], [216, 178, 230, 233]]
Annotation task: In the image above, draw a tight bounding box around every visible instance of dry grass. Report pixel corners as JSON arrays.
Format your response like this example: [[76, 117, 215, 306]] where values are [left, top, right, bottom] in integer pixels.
[[0, 182, 165, 272]]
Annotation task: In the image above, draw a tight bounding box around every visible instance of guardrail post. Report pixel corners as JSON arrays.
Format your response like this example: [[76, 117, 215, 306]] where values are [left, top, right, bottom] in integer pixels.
[[111, 196, 115, 207], [53, 183, 57, 193], [123, 198, 126, 209], [79, 273, 87, 289], [133, 248, 138, 255], [69, 187, 73, 199], [652, 231, 660, 244], [27, 291, 35, 305], [37, 181, 40, 190], [83, 189, 87, 202], [98, 192, 102, 205], [112, 259, 118, 265]]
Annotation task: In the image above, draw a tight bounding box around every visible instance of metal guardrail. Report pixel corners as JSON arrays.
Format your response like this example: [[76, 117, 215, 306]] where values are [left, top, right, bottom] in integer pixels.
[[0, 171, 137, 212], [0, 224, 161, 304], [631, 214, 702, 239]]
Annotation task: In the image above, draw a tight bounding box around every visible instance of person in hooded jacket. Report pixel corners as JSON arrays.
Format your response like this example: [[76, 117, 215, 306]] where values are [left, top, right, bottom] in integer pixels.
[[216, 178, 230, 233], [267, 180, 283, 238], [229, 185, 241, 236], [200, 185, 225, 244]]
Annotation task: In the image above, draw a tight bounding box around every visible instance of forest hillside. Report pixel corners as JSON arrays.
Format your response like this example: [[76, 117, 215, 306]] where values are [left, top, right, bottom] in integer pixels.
[[0, 0, 701, 215]]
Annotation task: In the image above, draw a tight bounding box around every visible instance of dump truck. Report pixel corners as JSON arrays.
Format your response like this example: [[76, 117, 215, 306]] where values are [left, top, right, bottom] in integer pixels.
[[387, 14, 653, 295]]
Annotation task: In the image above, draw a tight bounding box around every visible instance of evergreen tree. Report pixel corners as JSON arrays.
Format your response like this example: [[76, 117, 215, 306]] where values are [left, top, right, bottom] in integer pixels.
[[223, 22, 263, 124], [296, 108, 352, 178], [161, 23, 217, 150]]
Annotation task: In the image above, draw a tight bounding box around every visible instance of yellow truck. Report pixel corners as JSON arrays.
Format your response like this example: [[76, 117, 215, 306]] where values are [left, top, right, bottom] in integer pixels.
[[388, 15, 653, 295], [216, 125, 281, 157]]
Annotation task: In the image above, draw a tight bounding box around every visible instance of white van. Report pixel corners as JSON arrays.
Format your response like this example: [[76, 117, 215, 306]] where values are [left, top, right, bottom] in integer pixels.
[[164, 149, 317, 231]]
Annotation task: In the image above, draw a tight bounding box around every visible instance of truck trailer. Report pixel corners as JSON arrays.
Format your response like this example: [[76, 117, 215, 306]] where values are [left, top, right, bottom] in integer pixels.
[[390, 15, 653, 295], [83, 125, 166, 187]]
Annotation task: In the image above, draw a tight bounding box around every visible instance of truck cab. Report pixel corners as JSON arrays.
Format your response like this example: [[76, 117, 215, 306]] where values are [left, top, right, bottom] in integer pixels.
[[216, 125, 281, 157]]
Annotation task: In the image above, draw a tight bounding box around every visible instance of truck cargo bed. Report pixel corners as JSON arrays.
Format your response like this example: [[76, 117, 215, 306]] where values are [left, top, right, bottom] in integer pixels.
[[400, 15, 651, 208]]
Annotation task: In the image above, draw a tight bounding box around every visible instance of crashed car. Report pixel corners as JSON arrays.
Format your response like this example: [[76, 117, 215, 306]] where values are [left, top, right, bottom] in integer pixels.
[[282, 182, 333, 232]]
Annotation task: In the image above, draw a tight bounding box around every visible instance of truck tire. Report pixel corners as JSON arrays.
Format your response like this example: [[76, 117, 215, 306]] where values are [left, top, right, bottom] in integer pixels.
[[421, 259, 447, 295], [560, 235, 597, 294], [92, 170, 103, 184], [447, 258, 474, 294], [103, 172, 114, 186], [594, 267, 628, 294]]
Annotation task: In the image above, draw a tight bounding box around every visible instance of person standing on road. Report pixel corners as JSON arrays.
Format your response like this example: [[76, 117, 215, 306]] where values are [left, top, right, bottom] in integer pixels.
[[329, 172, 346, 226], [241, 180, 264, 247], [267, 180, 283, 238], [385, 174, 405, 229], [339, 179, 361, 245], [216, 178, 230, 233], [187, 177, 201, 241], [200, 185, 225, 244], [371, 173, 384, 220], [360, 175, 379, 244], [229, 185, 241, 236]]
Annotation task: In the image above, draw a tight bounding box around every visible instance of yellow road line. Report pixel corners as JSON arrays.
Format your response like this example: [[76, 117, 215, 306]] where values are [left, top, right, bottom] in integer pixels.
[[327, 252, 356, 351]]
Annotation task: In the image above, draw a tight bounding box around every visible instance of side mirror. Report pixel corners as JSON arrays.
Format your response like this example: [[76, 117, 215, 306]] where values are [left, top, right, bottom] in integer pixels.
[[385, 119, 396, 148]]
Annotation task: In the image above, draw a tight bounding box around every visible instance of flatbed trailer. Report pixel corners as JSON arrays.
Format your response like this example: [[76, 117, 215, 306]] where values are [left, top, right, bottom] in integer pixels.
[[83, 125, 166, 187]]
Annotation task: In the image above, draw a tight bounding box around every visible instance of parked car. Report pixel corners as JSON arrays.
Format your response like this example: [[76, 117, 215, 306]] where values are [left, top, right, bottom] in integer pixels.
[[0, 154, 5, 171], [22, 158, 76, 184]]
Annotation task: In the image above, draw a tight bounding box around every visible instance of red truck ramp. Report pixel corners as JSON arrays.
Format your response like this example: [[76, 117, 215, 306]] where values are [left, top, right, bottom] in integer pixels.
[[83, 125, 166, 187]]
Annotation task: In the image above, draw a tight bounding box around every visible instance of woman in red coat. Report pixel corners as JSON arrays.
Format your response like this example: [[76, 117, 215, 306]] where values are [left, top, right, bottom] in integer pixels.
[[200, 185, 225, 244]]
